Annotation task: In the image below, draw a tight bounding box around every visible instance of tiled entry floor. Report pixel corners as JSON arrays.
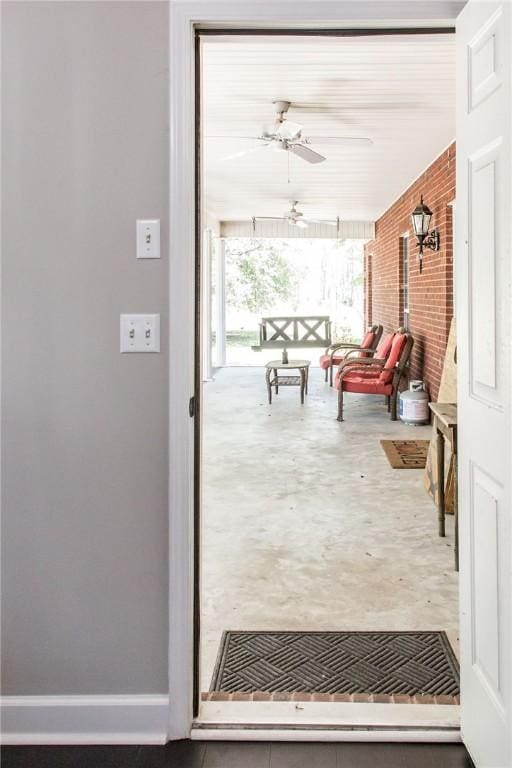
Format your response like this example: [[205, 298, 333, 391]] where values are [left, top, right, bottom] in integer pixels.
[[201, 367, 458, 694], [1, 741, 474, 767]]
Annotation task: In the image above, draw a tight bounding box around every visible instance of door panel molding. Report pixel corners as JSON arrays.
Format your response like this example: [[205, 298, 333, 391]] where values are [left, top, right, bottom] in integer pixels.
[[469, 462, 504, 715], [468, 6, 502, 112], [467, 137, 502, 406]]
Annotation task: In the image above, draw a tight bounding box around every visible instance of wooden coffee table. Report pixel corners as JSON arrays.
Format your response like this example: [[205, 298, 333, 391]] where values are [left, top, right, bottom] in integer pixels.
[[265, 360, 310, 405]]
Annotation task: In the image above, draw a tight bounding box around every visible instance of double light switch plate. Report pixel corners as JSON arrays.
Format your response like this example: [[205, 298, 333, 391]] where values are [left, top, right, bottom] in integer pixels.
[[120, 314, 160, 353]]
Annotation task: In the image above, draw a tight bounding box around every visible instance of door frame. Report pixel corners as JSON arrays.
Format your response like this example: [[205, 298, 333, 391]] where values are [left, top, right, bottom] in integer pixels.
[[168, 0, 464, 740]]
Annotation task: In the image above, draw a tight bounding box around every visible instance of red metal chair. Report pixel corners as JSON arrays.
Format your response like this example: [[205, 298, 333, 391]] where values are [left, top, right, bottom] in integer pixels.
[[335, 330, 414, 422], [319, 324, 383, 386]]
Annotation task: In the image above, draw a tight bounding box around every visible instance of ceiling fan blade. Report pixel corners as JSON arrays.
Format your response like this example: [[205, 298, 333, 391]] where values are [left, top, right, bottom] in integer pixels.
[[306, 136, 373, 146], [221, 143, 269, 161], [276, 119, 303, 141], [288, 143, 326, 164], [206, 136, 263, 140], [254, 216, 286, 222], [306, 219, 338, 226]]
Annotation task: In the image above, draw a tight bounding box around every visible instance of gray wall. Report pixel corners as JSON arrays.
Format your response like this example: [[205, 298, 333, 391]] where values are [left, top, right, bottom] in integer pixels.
[[1, 1, 169, 694]]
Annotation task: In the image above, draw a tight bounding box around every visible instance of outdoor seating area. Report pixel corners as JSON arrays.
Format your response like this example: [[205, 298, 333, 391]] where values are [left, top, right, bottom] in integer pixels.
[[260, 318, 414, 424]]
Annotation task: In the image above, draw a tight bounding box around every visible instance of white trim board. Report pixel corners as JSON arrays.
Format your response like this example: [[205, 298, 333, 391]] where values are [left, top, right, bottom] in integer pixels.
[[191, 728, 462, 743], [194, 701, 461, 742], [0, 695, 169, 745], [197, 700, 460, 730]]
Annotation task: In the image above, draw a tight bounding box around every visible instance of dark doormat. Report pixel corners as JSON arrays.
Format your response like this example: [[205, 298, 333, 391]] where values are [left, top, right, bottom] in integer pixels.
[[381, 439, 430, 469], [208, 631, 459, 704]]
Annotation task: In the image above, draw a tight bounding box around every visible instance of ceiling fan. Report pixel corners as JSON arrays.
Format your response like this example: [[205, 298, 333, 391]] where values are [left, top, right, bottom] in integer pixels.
[[253, 201, 339, 231], [217, 100, 373, 164]]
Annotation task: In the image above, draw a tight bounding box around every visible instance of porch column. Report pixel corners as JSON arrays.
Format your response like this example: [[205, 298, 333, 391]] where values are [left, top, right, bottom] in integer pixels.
[[215, 237, 227, 367], [202, 228, 213, 381]]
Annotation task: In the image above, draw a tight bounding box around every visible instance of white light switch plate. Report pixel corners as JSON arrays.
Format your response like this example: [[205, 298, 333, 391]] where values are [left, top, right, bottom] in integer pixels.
[[136, 219, 160, 259], [120, 314, 160, 353]]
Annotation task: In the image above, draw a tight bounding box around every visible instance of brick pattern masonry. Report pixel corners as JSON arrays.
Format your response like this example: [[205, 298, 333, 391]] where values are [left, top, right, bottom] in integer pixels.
[[202, 691, 460, 705], [364, 143, 455, 401]]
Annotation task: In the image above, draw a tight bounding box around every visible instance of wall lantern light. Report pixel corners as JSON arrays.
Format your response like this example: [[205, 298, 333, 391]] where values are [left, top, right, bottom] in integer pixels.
[[411, 196, 440, 273]]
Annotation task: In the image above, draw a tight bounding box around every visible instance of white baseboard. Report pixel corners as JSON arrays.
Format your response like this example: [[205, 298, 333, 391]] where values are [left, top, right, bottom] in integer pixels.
[[0, 694, 169, 745]]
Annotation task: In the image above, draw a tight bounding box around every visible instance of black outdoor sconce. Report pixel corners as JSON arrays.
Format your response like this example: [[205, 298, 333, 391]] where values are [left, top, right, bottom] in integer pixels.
[[411, 196, 440, 273]]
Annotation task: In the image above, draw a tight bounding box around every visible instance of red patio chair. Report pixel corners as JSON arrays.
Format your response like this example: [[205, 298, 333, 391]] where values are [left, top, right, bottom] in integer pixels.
[[319, 324, 383, 386], [333, 329, 395, 388], [335, 330, 413, 422]]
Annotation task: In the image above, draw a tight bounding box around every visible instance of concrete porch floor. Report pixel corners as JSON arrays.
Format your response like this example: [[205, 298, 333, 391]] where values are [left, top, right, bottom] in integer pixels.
[[200, 366, 458, 692]]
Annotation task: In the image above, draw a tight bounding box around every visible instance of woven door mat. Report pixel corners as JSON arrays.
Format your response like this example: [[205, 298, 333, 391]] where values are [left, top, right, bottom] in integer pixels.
[[381, 439, 430, 469], [206, 630, 459, 705]]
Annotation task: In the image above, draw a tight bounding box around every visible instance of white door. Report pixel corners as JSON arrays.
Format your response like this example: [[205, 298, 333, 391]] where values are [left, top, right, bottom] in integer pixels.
[[457, 2, 511, 766]]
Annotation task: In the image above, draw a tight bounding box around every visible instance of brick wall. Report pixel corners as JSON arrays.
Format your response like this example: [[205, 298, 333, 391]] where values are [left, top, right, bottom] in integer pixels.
[[364, 143, 455, 401]]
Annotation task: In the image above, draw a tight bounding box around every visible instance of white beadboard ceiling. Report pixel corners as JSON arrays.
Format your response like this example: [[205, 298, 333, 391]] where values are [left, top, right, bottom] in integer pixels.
[[201, 33, 455, 225], [220, 219, 375, 240]]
